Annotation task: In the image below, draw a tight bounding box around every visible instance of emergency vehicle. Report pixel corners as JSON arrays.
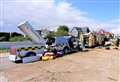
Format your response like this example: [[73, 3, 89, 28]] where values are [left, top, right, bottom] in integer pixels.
[[9, 21, 83, 63]]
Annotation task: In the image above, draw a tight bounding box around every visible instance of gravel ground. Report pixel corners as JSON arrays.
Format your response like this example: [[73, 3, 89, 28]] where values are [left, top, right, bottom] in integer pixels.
[[0, 48, 120, 82]]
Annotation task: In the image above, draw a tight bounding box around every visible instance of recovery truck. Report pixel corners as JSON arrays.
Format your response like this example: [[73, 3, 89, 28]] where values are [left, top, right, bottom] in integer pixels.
[[9, 21, 83, 63]]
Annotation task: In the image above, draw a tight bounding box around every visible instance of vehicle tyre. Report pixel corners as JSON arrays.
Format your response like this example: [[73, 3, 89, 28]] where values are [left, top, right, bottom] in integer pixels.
[[78, 45, 83, 51], [63, 47, 69, 54], [24, 52, 36, 57]]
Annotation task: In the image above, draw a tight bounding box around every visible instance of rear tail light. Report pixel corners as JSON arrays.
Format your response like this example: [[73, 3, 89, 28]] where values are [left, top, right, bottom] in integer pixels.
[[10, 47, 16, 55]]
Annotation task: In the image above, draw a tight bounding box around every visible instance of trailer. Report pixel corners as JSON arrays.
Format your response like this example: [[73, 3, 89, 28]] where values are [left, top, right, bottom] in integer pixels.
[[9, 21, 46, 63]]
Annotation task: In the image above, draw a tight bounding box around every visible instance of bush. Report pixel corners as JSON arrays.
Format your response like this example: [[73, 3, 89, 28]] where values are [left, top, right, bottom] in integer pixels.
[[57, 25, 69, 32], [55, 30, 69, 36], [55, 25, 69, 36]]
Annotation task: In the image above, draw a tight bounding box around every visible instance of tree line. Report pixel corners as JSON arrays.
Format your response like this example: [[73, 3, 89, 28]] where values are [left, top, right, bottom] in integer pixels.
[[0, 25, 69, 42]]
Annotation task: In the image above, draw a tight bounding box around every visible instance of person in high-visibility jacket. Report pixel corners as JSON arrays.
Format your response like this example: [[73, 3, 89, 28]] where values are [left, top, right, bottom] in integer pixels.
[[79, 32, 85, 49], [88, 32, 95, 48]]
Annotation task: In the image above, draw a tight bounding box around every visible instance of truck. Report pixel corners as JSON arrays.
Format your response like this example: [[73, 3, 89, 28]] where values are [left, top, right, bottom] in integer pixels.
[[9, 21, 83, 63]]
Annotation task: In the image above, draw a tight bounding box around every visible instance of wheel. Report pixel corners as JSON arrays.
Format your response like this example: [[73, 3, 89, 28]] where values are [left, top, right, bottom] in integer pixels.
[[78, 45, 83, 51], [24, 52, 36, 57], [22, 52, 37, 63], [63, 47, 69, 54]]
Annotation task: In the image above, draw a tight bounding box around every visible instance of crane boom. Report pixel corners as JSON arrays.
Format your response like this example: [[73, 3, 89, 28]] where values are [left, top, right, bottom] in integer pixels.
[[18, 21, 45, 45]]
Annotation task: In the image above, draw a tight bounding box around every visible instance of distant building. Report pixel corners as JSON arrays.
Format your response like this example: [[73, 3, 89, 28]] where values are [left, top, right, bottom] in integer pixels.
[[70, 27, 90, 38], [96, 29, 114, 39]]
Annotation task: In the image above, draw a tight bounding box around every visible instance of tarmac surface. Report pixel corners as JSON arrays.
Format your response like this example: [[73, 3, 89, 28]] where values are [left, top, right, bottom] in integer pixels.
[[0, 48, 120, 82]]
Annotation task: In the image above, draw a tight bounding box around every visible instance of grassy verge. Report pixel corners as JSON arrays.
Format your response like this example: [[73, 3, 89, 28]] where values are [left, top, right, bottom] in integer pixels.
[[0, 48, 9, 53]]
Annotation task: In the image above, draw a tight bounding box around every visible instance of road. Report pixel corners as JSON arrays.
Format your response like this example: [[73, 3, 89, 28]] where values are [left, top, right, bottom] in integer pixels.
[[0, 48, 120, 82]]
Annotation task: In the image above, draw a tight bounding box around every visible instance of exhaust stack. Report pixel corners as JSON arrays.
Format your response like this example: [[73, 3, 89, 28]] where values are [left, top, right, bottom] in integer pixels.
[[18, 21, 45, 44]]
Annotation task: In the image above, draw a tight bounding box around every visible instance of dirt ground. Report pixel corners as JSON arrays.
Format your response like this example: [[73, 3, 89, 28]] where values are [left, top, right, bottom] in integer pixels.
[[0, 47, 120, 82]]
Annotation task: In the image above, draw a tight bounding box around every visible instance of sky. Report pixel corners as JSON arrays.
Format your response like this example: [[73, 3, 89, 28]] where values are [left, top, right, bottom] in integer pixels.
[[0, 0, 120, 34], [67, 0, 119, 21]]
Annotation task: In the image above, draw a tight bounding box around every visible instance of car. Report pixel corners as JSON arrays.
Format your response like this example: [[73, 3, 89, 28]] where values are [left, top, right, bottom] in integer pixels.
[[53, 36, 83, 55]]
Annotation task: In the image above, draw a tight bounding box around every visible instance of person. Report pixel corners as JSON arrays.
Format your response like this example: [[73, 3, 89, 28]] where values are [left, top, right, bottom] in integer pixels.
[[46, 37, 55, 46], [116, 38, 119, 47], [68, 37, 74, 48], [88, 33, 95, 48], [79, 32, 85, 49]]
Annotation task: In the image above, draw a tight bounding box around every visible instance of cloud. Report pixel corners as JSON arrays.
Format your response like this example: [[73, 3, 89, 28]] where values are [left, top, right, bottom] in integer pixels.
[[1, 0, 120, 34]]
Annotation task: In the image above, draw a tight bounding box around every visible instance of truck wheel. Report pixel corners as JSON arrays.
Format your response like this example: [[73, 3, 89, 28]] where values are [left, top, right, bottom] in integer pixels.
[[78, 45, 83, 51], [63, 47, 69, 54], [24, 52, 36, 57]]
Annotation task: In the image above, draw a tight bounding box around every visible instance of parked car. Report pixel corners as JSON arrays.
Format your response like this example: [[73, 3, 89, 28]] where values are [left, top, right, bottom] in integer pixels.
[[52, 36, 83, 55]]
